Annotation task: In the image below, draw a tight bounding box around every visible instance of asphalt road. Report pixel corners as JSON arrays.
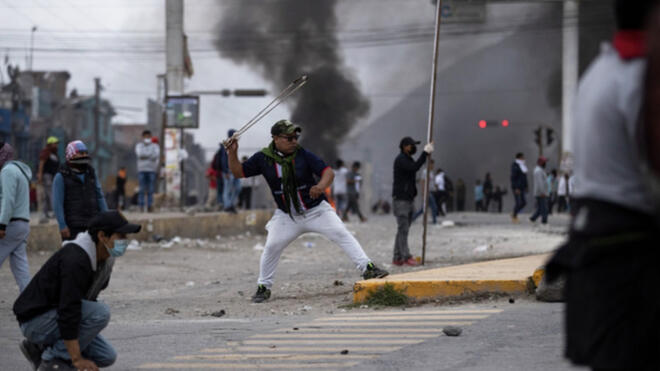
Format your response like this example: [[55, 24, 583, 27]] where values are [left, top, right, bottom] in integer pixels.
[[1, 299, 585, 370]]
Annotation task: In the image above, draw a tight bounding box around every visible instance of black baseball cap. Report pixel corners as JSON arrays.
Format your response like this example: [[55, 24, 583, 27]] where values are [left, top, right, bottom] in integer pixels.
[[271, 120, 302, 136], [399, 136, 420, 149], [88, 211, 141, 234]]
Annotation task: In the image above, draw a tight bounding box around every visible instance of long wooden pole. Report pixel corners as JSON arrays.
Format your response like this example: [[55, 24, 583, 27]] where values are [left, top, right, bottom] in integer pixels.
[[422, 0, 443, 265]]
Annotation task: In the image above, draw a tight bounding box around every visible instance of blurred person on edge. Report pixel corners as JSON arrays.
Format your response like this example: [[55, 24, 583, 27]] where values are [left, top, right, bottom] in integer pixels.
[[546, 1, 660, 370], [13, 211, 141, 371], [53, 141, 108, 241], [0, 142, 32, 293], [332, 159, 349, 215], [391, 136, 434, 266], [529, 157, 549, 225], [510, 152, 528, 222], [135, 130, 160, 213], [220, 129, 241, 213], [36, 136, 60, 223]]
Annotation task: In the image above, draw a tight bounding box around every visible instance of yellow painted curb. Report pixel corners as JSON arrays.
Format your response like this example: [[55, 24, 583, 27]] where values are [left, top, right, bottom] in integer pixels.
[[353, 279, 529, 303], [532, 267, 545, 288]]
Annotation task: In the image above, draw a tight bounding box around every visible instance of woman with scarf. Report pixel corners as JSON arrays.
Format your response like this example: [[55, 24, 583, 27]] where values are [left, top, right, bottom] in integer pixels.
[[226, 120, 388, 303], [53, 141, 108, 241]]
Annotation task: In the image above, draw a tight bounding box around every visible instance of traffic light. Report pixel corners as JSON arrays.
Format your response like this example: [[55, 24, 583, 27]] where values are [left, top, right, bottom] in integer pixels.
[[546, 128, 555, 146], [534, 128, 542, 145], [501, 119, 509, 127], [478, 120, 487, 129]]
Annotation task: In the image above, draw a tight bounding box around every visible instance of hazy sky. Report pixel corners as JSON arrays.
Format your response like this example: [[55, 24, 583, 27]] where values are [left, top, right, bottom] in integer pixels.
[[0, 0, 442, 159]]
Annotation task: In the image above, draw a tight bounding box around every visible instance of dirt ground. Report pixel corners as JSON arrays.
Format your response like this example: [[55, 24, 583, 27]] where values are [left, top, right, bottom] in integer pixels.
[[0, 212, 568, 325]]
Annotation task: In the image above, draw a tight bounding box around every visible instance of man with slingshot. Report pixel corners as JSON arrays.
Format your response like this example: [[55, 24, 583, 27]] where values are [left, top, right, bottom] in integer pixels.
[[226, 119, 388, 303]]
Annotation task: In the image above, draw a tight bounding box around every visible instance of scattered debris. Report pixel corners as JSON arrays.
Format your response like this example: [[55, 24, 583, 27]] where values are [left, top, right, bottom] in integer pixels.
[[443, 326, 462, 337], [165, 308, 179, 315], [509, 298, 515, 304], [253, 243, 265, 251], [441, 220, 456, 227], [151, 234, 164, 242], [269, 345, 276, 349], [210, 310, 226, 318], [360, 305, 369, 309], [185, 281, 195, 287], [127, 240, 141, 251], [333, 280, 344, 286], [293, 327, 299, 331], [340, 349, 349, 355], [301, 305, 312, 312], [473, 244, 492, 253], [237, 291, 244, 296]]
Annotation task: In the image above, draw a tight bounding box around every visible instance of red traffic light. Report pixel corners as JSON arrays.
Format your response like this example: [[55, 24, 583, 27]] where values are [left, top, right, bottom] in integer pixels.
[[478, 120, 487, 129], [501, 120, 509, 127]]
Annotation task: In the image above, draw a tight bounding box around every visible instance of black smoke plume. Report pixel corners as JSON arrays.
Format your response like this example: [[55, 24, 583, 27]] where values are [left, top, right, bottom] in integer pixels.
[[214, 0, 369, 161]]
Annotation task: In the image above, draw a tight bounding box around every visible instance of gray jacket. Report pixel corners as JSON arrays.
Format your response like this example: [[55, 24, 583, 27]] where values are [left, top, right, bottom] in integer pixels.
[[533, 166, 548, 197], [135, 141, 160, 173]]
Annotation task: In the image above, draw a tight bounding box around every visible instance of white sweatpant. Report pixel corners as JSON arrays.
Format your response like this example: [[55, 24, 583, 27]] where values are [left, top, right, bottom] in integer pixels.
[[257, 201, 371, 288]]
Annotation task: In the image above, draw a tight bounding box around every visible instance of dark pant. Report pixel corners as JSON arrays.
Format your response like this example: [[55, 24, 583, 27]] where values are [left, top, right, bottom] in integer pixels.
[[343, 194, 365, 220], [513, 190, 526, 217], [392, 199, 413, 262], [216, 175, 224, 206], [475, 200, 484, 211], [412, 193, 438, 224], [530, 196, 548, 223], [238, 187, 252, 209], [557, 196, 568, 213]]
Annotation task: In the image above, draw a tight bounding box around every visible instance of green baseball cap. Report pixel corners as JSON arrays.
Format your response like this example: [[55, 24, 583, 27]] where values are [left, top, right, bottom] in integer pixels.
[[46, 136, 59, 145], [271, 120, 301, 136]]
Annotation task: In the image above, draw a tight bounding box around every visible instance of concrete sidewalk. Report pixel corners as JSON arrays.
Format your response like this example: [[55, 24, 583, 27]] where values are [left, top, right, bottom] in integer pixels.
[[353, 254, 551, 303]]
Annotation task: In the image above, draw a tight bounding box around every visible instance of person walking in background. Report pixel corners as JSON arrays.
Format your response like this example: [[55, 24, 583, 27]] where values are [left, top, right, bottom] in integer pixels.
[[547, 169, 558, 214], [238, 156, 256, 210], [221, 129, 241, 213], [135, 130, 160, 213], [205, 165, 218, 211], [455, 178, 466, 211], [557, 172, 570, 213], [445, 175, 455, 212], [474, 180, 485, 211], [115, 167, 127, 210], [211, 142, 225, 209], [434, 168, 447, 216], [392, 136, 434, 266], [343, 161, 367, 222], [412, 159, 438, 224], [332, 159, 348, 215], [492, 186, 507, 213], [36, 136, 59, 223], [53, 141, 108, 241], [0, 142, 32, 293], [529, 157, 549, 224], [483, 172, 493, 212], [510, 152, 529, 222]]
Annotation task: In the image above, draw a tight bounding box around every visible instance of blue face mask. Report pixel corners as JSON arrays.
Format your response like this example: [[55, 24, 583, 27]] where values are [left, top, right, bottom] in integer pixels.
[[106, 239, 129, 258]]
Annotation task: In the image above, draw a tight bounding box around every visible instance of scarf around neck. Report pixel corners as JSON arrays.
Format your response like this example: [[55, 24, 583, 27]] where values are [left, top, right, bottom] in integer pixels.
[[262, 142, 302, 217], [515, 159, 528, 174]]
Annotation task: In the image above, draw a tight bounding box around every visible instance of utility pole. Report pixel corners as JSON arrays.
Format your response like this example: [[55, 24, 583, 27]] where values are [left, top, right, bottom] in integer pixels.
[[165, 0, 185, 209], [29, 26, 37, 70], [561, 0, 578, 170], [94, 77, 101, 166]]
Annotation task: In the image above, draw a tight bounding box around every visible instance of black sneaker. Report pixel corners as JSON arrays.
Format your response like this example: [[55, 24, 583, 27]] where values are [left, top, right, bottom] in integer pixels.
[[19, 339, 43, 371], [37, 358, 75, 371], [251, 284, 271, 303], [362, 262, 389, 280]]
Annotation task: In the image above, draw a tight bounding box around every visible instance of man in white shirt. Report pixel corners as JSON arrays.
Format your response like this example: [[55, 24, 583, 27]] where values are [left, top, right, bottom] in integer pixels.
[[333, 160, 349, 216]]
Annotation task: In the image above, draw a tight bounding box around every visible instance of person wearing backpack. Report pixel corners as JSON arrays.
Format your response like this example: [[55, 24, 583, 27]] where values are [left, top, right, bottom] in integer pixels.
[[0, 142, 32, 293]]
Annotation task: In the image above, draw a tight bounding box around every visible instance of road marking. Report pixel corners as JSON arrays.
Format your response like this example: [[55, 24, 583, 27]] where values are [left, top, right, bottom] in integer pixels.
[[270, 325, 472, 333], [138, 362, 359, 369], [332, 309, 502, 316], [315, 314, 490, 321], [239, 339, 424, 345], [202, 346, 402, 353], [173, 354, 375, 361], [296, 321, 473, 327], [252, 333, 438, 339], [138, 308, 501, 369]]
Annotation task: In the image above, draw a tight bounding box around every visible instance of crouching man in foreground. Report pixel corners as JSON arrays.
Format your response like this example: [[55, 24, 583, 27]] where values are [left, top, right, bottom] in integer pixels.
[[13, 211, 141, 371]]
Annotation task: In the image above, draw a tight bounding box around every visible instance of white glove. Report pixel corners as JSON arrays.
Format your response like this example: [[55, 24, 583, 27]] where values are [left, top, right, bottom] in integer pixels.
[[424, 142, 434, 154]]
